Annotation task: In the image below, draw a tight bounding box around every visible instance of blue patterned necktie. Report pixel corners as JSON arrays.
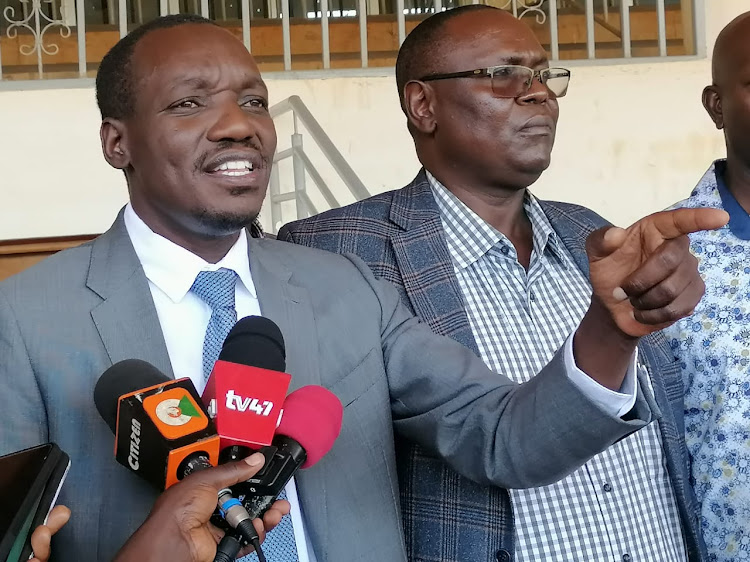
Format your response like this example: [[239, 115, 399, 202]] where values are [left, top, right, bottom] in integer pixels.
[[190, 268, 238, 383]]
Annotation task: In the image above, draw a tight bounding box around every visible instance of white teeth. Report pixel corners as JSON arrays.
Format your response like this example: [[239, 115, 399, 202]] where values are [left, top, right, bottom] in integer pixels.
[[214, 160, 253, 172]]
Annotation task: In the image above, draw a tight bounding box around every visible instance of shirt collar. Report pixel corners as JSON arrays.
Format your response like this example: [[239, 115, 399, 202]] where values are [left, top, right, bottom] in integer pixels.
[[123, 203, 258, 303], [714, 160, 750, 241], [425, 171, 565, 270]]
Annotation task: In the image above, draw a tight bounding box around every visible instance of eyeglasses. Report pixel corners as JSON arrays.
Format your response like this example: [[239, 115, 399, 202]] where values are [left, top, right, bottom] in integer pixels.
[[419, 65, 571, 99]]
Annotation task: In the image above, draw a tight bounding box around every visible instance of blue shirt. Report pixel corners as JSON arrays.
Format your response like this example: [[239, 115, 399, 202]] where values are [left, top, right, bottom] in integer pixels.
[[665, 159, 750, 561]]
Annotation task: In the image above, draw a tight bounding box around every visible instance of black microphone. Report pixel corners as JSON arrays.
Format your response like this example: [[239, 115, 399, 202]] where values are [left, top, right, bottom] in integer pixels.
[[202, 316, 291, 465]]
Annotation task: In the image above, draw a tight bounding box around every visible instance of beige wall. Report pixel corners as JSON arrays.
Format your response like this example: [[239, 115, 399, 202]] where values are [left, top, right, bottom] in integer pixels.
[[0, 0, 746, 240]]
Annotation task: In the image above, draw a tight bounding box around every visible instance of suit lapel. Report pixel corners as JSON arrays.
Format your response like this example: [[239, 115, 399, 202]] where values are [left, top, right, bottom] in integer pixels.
[[87, 212, 174, 378], [248, 238, 321, 389], [247, 237, 329, 557], [539, 200, 593, 279], [389, 171, 480, 354]]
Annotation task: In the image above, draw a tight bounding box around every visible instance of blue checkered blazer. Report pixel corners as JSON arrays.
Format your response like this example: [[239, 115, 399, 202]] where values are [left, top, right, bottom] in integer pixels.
[[278, 170, 706, 562]]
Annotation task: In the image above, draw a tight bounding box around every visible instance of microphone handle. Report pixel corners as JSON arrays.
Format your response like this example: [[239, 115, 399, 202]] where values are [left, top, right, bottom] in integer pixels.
[[244, 494, 278, 519]]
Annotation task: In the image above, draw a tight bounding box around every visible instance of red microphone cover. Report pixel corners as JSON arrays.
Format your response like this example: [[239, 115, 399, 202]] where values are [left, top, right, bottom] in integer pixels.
[[277, 386, 343, 469]]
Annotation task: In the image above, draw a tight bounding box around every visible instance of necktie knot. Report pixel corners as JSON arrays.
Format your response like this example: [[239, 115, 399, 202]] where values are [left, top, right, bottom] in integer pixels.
[[191, 269, 238, 311]]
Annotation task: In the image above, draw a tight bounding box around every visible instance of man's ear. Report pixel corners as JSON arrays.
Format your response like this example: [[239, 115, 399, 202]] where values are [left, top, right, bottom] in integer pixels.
[[403, 80, 438, 135], [100, 118, 130, 169], [702, 85, 724, 130]]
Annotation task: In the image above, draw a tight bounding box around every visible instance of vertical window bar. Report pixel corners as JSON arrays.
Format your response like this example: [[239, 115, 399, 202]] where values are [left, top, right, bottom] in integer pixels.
[[396, 0, 405, 45], [160, 0, 169, 15], [681, 0, 695, 56], [693, 0, 706, 57], [586, 0, 595, 59], [548, 0, 559, 60], [656, 0, 667, 57], [201, 0, 209, 16], [241, 0, 251, 51], [77, 0, 87, 76], [359, 0, 367, 67], [321, 0, 331, 68], [282, 0, 291, 70], [434, 0, 442, 13], [620, 0, 631, 58], [136, 0, 144, 25], [119, 0, 128, 37]]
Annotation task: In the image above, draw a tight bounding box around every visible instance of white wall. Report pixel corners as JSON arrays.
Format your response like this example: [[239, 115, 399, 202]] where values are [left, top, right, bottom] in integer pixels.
[[0, 0, 746, 239]]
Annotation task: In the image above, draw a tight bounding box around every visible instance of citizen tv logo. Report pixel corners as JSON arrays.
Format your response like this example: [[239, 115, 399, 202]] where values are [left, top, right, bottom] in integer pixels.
[[225, 389, 274, 416]]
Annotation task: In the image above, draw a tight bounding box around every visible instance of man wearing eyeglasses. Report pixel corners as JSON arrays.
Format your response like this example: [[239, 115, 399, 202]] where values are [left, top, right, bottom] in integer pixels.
[[280, 5, 704, 562]]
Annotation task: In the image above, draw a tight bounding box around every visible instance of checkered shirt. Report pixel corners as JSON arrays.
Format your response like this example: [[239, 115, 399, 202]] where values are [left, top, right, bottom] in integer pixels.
[[428, 172, 687, 562]]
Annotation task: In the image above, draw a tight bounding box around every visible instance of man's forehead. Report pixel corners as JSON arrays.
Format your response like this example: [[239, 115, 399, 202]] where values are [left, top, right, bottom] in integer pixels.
[[442, 13, 547, 64], [131, 26, 263, 88], [713, 13, 750, 84]]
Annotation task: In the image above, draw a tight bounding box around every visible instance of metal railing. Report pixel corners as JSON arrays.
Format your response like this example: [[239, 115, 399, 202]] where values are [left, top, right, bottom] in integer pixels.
[[0, 0, 702, 83], [268, 94, 370, 231]]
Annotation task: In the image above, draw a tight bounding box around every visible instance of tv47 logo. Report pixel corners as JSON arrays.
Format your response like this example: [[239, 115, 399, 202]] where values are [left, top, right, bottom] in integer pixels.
[[225, 389, 274, 416]]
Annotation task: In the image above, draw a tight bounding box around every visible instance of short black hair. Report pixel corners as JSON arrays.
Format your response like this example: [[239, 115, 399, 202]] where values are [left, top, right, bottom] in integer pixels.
[[395, 4, 497, 108], [96, 14, 220, 120]]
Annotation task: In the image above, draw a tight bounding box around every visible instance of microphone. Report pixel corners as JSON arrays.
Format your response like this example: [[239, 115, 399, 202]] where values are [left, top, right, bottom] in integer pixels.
[[235, 384, 343, 519], [202, 316, 292, 456], [93, 359, 220, 489]]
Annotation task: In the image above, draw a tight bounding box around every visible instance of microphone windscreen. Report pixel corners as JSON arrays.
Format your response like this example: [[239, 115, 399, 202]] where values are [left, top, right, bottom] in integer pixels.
[[94, 359, 170, 433], [220, 316, 286, 372], [277, 386, 343, 469]]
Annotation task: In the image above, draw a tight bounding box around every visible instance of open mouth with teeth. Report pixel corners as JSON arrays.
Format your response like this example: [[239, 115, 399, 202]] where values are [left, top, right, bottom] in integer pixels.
[[211, 160, 254, 177]]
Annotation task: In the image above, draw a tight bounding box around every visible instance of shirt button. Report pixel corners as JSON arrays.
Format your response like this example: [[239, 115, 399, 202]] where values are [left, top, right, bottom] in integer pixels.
[[495, 549, 511, 562], [603, 482, 613, 492], [622, 554, 631, 562], [501, 246, 510, 255], [529, 291, 536, 302]]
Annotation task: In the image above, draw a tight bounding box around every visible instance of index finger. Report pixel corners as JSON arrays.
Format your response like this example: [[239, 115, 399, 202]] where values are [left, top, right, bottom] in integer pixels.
[[644, 208, 728, 239]]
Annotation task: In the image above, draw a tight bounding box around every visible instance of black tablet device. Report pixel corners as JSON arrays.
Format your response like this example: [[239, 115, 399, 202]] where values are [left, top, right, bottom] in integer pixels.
[[0, 443, 71, 562]]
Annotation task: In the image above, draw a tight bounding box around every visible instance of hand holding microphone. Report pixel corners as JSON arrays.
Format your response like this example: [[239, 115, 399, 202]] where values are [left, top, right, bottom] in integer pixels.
[[112, 454, 290, 562]]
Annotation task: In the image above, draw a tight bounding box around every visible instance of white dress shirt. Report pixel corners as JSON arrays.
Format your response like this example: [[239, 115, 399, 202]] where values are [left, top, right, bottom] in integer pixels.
[[124, 204, 316, 562]]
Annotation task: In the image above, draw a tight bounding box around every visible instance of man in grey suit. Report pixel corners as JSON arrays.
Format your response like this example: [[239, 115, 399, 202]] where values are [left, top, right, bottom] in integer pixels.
[[0, 14, 726, 562]]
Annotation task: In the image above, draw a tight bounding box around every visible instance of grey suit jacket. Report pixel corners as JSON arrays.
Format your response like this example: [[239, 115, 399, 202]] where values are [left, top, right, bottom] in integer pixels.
[[0, 211, 654, 562]]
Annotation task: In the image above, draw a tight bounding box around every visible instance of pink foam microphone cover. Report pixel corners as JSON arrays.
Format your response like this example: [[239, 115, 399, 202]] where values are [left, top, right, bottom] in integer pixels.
[[277, 385, 343, 468]]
